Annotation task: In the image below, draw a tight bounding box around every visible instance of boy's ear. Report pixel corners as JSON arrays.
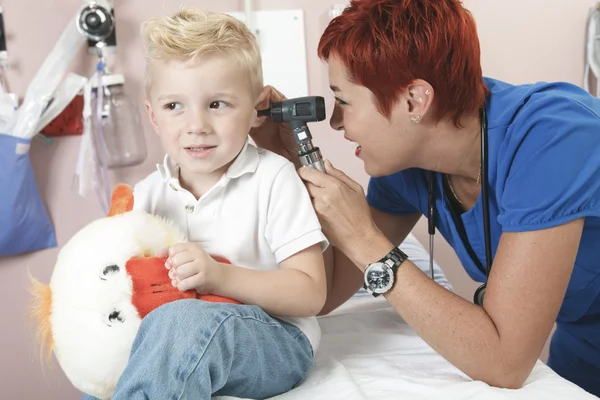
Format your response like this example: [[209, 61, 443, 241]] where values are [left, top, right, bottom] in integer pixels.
[[252, 87, 271, 128], [255, 86, 271, 110], [144, 100, 160, 134]]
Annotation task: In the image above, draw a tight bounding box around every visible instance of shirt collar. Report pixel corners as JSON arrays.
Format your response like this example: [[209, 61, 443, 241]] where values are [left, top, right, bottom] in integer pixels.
[[156, 139, 260, 186], [226, 139, 260, 178]]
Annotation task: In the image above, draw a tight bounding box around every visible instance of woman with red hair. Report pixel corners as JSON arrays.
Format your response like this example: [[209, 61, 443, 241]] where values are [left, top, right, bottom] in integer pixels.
[[252, 0, 600, 396]]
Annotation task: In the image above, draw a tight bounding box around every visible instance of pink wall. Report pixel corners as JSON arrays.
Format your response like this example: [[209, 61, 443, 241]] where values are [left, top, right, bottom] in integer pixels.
[[0, 0, 594, 398]]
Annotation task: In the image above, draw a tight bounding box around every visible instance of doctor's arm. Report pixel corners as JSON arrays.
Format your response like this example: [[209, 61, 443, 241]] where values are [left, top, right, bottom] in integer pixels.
[[319, 207, 421, 315], [351, 217, 582, 389], [299, 159, 583, 389]]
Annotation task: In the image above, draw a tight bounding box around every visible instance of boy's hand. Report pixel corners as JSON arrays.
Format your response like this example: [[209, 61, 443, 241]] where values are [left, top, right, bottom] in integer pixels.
[[165, 243, 224, 294]]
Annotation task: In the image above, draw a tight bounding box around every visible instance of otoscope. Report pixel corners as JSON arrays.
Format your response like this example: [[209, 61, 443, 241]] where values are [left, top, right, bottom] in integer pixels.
[[258, 96, 327, 172]]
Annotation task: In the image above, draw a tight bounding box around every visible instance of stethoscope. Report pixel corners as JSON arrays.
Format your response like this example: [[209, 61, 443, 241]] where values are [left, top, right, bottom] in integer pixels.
[[427, 107, 492, 307]]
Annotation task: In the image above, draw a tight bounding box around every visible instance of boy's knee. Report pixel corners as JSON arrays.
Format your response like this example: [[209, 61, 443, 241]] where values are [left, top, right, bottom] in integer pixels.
[[135, 300, 262, 350], [142, 299, 248, 328], [145, 298, 196, 319]]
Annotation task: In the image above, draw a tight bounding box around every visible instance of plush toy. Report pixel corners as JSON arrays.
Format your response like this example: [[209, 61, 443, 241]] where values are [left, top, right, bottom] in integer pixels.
[[30, 184, 239, 399]]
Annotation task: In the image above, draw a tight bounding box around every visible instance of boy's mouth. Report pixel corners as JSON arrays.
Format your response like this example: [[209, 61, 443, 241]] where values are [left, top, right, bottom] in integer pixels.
[[185, 145, 216, 158]]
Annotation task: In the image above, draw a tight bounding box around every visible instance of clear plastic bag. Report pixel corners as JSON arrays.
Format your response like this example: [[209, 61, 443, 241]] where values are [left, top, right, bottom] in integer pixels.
[[34, 72, 87, 134], [74, 70, 147, 214], [12, 13, 85, 139]]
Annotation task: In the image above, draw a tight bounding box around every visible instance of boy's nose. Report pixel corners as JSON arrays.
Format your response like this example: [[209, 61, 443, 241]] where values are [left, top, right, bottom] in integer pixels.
[[187, 110, 211, 135]]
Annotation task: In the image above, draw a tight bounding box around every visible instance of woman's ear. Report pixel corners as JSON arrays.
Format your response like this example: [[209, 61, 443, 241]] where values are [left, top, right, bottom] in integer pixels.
[[406, 80, 434, 123]]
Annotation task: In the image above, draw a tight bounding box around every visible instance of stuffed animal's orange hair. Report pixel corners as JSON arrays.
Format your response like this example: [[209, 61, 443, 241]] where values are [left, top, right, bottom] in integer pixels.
[[28, 273, 54, 364], [29, 184, 136, 364]]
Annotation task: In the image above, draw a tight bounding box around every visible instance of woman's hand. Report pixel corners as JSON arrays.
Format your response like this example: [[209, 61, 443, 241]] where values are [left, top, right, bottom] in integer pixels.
[[164, 243, 225, 294], [298, 159, 379, 257], [250, 86, 301, 168]]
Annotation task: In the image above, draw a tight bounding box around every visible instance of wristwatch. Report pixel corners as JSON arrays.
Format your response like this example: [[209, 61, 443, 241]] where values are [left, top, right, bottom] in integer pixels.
[[363, 247, 408, 297]]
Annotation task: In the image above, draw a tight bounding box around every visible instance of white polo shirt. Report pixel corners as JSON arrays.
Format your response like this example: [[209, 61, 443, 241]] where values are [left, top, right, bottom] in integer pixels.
[[132, 140, 329, 351]]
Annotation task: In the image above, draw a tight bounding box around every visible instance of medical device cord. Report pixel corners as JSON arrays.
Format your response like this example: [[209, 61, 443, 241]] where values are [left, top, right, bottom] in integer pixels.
[[428, 170, 435, 280], [480, 107, 492, 276], [94, 59, 111, 214]]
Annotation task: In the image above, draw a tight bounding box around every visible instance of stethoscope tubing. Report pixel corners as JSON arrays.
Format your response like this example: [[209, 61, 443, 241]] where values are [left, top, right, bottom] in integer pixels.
[[427, 107, 492, 306]]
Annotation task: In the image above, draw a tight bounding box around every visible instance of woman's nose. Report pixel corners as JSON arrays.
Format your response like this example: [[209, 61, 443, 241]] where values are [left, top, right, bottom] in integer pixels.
[[330, 102, 344, 131]]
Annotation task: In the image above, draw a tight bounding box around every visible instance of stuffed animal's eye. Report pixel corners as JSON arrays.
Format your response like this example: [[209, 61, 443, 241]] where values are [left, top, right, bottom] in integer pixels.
[[107, 310, 125, 326], [100, 264, 120, 280]]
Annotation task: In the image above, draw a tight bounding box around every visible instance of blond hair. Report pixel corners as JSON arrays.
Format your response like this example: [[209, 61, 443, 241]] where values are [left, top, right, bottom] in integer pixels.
[[141, 7, 263, 98]]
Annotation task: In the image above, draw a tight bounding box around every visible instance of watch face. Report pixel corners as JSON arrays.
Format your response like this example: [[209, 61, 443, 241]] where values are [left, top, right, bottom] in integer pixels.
[[365, 263, 394, 293]]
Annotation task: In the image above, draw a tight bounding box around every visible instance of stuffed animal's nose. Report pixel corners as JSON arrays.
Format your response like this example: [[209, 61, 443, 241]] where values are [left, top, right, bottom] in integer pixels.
[[125, 256, 196, 318]]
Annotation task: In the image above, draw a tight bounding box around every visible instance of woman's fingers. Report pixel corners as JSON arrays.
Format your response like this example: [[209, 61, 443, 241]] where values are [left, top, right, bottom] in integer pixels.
[[299, 161, 362, 192], [250, 86, 301, 166], [301, 167, 348, 216], [269, 85, 287, 100], [258, 85, 287, 105], [297, 165, 338, 188], [323, 160, 363, 193], [304, 182, 325, 199]]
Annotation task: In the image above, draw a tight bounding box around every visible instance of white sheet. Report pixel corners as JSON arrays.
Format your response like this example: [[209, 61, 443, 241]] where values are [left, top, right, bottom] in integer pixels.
[[214, 233, 597, 400], [216, 296, 597, 400]]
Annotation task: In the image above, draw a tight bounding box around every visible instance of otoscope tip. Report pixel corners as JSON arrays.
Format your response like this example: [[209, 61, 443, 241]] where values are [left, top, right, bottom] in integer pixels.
[[257, 109, 270, 118]]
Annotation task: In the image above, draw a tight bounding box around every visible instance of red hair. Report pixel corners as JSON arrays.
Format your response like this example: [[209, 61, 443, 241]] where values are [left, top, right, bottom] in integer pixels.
[[318, 0, 488, 126]]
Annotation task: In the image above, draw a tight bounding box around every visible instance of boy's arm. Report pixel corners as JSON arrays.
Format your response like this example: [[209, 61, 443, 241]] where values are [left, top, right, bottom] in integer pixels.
[[215, 244, 326, 317], [217, 160, 327, 317]]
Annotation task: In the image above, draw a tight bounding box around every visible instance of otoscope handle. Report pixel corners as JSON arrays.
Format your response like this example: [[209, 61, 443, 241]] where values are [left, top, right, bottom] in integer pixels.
[[301, 157, 325, 173], [299, 142, 325, 172]]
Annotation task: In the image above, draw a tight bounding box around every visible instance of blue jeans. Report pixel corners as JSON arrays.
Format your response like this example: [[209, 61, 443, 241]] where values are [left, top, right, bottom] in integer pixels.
[[82, 299, 314, 400]]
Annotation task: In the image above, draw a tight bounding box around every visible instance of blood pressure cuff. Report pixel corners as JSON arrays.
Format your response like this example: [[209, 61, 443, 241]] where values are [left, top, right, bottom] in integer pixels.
[[0, 134, 57, 256]]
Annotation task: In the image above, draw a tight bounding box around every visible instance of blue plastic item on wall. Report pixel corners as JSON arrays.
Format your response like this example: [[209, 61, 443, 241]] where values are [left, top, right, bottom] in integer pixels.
[[0, 133, 56, 256]]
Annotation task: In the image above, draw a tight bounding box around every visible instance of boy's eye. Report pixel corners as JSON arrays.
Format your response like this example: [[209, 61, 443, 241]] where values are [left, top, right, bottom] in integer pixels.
[[164, 102, 182, 111], [335, 97, 348, 106], [209, 101, 228, 109]]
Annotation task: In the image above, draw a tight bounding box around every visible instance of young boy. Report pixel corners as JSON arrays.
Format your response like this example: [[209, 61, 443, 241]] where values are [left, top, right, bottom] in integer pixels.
[[95, 7, 329, 400]]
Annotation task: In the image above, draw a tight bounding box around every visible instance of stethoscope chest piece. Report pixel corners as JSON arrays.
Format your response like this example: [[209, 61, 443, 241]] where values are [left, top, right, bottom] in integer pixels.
[[474, 283, 486, 306]]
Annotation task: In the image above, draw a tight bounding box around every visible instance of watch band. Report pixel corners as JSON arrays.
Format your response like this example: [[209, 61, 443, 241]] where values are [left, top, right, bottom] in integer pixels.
[[363, 246, 408, 297], [383, 246, 408, 269]]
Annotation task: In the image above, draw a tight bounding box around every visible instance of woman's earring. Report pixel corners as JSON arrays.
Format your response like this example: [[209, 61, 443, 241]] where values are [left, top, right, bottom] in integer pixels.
[[410, 115, 421, 124], [425, 89, 430, 95]]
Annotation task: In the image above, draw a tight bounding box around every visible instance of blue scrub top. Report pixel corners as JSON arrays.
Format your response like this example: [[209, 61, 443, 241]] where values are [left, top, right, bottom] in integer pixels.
[[366, 77, 600, 394]]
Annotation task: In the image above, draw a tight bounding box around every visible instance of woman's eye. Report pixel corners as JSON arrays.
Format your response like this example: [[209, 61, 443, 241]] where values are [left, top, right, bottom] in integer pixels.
[[335, 97, 348, 106], [164, 102, 182, 111], [209, 101, 228, 109]]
